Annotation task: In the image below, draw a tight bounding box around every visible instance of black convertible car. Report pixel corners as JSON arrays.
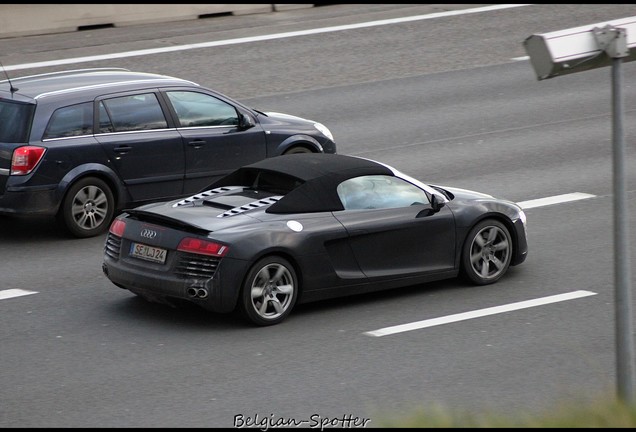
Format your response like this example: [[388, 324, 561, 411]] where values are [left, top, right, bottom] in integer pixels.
[[102, 153, 528, 326]]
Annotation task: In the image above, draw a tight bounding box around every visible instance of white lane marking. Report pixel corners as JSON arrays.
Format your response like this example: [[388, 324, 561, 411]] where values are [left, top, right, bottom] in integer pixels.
[[517, 192, 596, 209], [4, 4, 532, 72], [512, 56, 530, 61], [0, 289, 38, 300], [364, 290, 597, 337]]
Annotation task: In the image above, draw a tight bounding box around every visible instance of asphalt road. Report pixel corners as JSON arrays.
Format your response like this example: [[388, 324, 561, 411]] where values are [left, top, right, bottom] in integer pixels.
[[1, 3, 636, 427]]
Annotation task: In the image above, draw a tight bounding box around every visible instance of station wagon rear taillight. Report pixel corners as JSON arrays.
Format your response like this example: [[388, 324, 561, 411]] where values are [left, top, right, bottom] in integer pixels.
[[11, 146, 46, 175]]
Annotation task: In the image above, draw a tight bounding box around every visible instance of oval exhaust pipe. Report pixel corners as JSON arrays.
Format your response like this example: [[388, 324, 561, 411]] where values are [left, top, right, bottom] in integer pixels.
[[186, 287, 208, 299]]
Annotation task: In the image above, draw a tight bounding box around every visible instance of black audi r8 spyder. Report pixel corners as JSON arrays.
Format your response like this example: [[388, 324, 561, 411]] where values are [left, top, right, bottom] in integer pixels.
[[102, 153, 528, 326]]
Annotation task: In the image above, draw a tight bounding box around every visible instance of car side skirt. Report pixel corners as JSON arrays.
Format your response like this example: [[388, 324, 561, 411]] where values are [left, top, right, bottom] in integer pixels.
[[297, 269, 458, 304]]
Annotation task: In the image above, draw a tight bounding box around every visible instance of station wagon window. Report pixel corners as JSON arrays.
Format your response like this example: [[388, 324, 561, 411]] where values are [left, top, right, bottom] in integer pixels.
[[166, 91, 238, 127], [337, 175, 429, 210], [0, 100, 34, 143], [43, 102, 93, 140], [98, 93, 167, 133]]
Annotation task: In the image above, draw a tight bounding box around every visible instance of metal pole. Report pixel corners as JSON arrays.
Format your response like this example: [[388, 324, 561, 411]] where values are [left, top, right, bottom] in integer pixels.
[[612, 56, 635, 404]]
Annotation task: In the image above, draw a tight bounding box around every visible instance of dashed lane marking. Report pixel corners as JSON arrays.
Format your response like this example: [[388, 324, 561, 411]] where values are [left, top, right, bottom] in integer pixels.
[[0, 289, 39, 300], [364, 290, 598, 337], [517, 192, 596, 209]]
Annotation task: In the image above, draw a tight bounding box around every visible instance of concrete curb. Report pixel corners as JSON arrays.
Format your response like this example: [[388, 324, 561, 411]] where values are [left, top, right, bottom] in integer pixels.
[[0, 4, 314, 39]]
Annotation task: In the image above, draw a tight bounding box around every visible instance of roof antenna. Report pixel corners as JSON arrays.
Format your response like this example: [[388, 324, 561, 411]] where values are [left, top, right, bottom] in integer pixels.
[[0, 61, 18, 93]]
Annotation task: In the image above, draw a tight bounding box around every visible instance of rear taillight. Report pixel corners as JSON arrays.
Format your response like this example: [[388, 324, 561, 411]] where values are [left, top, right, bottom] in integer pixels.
[[177, 238, 228, 257], [109, 219, 126, 237], [11, 146, 46, 175]]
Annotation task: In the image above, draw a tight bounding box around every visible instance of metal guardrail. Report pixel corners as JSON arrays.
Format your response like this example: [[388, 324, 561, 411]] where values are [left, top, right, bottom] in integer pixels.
[[0, 4, 314, 39]]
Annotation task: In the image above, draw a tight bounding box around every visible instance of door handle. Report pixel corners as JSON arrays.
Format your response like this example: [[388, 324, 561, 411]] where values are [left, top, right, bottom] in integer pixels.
[[188, 140, 206, 148], [113, 146, 132, 154]]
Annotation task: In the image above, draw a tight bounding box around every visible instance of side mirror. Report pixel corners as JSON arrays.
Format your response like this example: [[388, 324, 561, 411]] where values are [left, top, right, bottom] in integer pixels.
[[430, 193, 446, 212], [238, 112, 255, 130]]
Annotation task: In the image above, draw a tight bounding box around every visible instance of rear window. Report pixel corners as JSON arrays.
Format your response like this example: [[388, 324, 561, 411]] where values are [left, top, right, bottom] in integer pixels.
[[0, 99, 35, 143], [43, 102, 93, 139]]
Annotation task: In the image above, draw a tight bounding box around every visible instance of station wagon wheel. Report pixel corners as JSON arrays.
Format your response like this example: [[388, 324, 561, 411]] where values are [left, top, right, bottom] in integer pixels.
[[57, 177, 115, 238], [240, 256, 298, 326], [461, 219, 512, 285]]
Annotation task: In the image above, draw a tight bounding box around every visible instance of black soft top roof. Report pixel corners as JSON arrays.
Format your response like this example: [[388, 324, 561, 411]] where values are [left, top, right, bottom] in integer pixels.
[[209, 153, 394, 213]]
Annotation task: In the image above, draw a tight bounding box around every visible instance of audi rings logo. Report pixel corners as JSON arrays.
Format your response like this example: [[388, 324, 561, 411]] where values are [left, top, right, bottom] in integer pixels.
[[140, 228, 158, 239]]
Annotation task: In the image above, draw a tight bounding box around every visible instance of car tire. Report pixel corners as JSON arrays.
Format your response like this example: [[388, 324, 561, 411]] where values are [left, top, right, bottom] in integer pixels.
[[57, 177, 115, 238], [460, 219, 512, 285], [240, 256, 298, 326], [283, 146, 313, 154]]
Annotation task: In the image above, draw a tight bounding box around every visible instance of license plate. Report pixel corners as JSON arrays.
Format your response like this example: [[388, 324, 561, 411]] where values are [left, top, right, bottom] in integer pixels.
[[130, 242, 167, 264]]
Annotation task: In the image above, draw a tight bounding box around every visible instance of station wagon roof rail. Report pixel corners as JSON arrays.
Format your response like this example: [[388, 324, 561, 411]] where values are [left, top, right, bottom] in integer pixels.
[[1, 68, 199, 100], [0, 67, 132, 84], [34, 78, 199, 100]]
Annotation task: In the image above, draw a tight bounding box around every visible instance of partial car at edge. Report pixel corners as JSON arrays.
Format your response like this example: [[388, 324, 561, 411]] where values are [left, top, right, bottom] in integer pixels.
[[101, 153, 528, 326], [0, 68, 336, 238]]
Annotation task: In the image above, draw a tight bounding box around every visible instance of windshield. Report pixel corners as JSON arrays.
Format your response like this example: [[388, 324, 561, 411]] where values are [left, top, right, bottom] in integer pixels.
[[0, 99, 35, 143]]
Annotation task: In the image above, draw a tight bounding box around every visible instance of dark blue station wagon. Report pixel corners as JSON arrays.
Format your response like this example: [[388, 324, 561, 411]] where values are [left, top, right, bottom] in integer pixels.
[[0, 68, 336, 237]]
